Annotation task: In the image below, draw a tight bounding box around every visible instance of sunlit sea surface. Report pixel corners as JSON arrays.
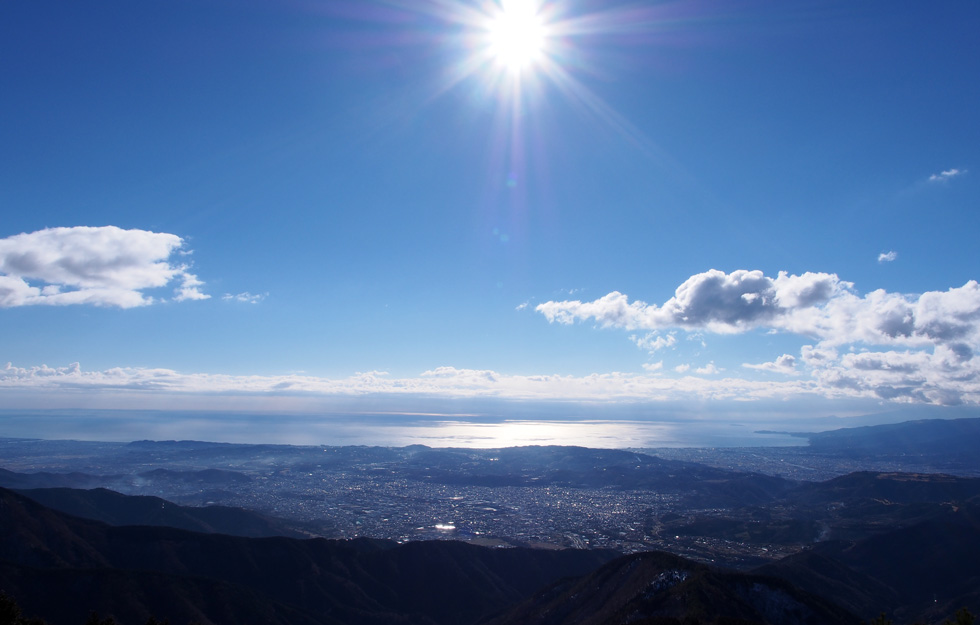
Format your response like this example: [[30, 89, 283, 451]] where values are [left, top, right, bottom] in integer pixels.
[[0, 410, 810, 448]]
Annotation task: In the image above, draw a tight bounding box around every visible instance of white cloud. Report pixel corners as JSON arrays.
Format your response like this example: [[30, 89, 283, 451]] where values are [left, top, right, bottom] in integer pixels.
[[642, 361, 663, 372], [2, 353, 977, 407], [929, 168, 965, 182], [743, 354, 799, 375], [695, 362, 721, 375], [0, 226, 208, 307], [808, 345, 979, 406], [878, 251, 898, 263], [630, 332, 676, 353], [537, 269, 848, 334], [537, 269, 980, 405], [223, 291, 267, 304], [0, 361, 823, 403], [176, 273, 209, 302], [538, 269, 980, 349]]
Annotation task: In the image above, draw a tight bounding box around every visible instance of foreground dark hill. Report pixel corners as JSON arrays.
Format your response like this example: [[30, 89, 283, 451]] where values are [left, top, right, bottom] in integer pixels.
[[756, 500, 980, 623], [0, 488, 616, 625], [14, 486, 306, 538], [487, 550, 860, 625]]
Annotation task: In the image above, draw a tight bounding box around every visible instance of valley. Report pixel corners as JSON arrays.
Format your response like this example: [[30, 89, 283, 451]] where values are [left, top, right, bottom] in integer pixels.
[[2, 417, 980, 623]]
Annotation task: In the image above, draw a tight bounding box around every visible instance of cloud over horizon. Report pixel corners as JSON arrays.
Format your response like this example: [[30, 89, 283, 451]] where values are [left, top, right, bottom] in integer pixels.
[[0, 345, 977, 408], [0, 226, 208, 307]]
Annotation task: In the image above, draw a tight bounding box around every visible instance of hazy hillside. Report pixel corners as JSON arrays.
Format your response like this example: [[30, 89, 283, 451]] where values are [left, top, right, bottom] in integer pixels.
[[14, 487, 307, 538], [805, 417, 980, 461]]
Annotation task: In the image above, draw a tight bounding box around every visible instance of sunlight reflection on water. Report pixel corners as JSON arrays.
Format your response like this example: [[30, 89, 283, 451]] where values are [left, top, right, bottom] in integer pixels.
[[0, 411, 808, 448], [336, 419, 807, 448]]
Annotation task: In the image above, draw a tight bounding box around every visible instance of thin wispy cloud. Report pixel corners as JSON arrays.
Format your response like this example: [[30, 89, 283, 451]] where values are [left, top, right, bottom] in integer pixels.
[[0, 361, 821, 402], [0, 226, 207, 307], [929, 168, 966, 182], [878, 251, 898, 263], [223, 291, 267, 304], [1, 347, 977, 406]]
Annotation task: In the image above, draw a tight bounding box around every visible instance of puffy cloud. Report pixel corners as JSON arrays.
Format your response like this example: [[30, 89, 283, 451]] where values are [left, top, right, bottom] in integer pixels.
[[630, 332, 676, 353], [176, 274, 209, 302], [809, 346, 980, 406], [0, 226, 208, 307], [743, 354, 799, 375], [537, 269, 980, 405], [538, 270, 980, 349], [878, 251, 898, 263], [536, 291, 655, 330], [537, 270, 847, 334], [695, 362, 721, 375], [929, 168, 965, 182]]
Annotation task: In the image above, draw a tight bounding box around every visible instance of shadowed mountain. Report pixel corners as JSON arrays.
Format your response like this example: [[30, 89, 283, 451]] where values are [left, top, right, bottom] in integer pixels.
[[755, 501, 980, 624], [0, 487, 617, 625], [487, 550, 860, 625], [753, 550, 900, 620], [831, 501, 980, 623], [0, 466, 252, 497], [775, 471, 980, 542], [785, 471, 980, 505], [0, 468, 121, 490], [14, 487, 305, 538], [136, 467, 251, 485]]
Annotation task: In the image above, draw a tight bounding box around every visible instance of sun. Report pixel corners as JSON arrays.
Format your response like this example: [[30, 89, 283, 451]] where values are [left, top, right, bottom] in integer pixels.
[[486, 0, 549, 73]]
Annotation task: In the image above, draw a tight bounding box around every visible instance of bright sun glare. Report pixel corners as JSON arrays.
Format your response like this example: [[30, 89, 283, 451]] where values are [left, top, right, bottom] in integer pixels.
[[486, 0, 548, 73]]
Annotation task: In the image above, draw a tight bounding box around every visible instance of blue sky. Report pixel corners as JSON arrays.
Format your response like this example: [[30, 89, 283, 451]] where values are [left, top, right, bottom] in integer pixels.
[[1, 1, 978, 434]]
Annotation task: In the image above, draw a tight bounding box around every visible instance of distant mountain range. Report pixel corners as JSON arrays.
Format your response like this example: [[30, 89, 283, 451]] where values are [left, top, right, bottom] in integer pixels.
[[805, 417, 980, 458]]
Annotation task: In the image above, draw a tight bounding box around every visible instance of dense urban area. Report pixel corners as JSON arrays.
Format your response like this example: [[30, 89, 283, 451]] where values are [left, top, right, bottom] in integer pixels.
[[3, 426, 978, 566]]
